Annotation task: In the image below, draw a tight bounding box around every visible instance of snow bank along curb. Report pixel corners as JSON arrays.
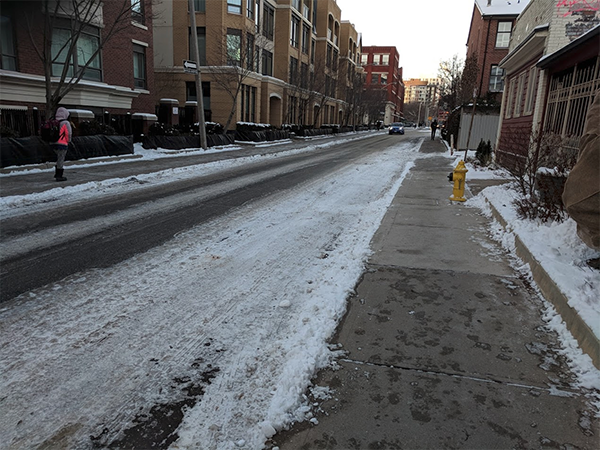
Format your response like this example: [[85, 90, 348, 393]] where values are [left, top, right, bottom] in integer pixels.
[[0, 154, 142, 174], [485, 198, 600, 370]]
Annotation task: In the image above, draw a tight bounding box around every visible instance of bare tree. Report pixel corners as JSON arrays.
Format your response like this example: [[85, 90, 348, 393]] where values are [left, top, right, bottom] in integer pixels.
[[339, 67, 365, 128], [460, 53, 479, 105], [284, 55, 307, 125], [18, 0, 136, 114], [438, 54, 464, 111], [362, 86, 387, 125], [403, 101, 422, 124], [204, 24, 265, 132], [284, 54, 338, 127]]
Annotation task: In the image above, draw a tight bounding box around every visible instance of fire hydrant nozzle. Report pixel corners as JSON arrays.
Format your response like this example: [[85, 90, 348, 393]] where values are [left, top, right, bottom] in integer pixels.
[[449, 160, 468, 202]]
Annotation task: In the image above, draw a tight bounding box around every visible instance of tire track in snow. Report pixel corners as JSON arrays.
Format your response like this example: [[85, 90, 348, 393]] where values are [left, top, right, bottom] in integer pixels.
[[0, 140, 426, 450]]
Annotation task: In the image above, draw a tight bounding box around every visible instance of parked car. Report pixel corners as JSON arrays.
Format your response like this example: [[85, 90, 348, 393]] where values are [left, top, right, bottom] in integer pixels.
[[388, 122, 405, 135]]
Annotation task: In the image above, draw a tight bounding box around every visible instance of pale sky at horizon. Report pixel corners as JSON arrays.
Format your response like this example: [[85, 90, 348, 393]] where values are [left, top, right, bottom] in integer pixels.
[[336, 0, 475, 80]]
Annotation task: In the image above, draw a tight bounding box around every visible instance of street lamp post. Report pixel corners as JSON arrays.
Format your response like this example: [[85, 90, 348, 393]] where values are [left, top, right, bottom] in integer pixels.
[[188, 0, 207, 150]]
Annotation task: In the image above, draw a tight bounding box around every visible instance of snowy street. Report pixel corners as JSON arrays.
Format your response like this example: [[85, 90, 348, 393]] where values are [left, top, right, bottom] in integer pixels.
[[0, 134, 426, 449]]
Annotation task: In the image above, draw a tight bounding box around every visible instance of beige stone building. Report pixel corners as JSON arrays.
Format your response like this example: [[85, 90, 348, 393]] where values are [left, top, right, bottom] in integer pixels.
[[153, 0, 363, 131], [338, 20, 364, 126]]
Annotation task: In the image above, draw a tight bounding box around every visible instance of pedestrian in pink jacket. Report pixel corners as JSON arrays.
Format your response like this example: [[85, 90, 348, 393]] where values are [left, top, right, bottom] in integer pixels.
[[52, 107, 72, 182]]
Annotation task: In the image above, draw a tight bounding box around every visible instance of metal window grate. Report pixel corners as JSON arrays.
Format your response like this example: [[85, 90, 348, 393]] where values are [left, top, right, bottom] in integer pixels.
[[544, 56, 600, 153]]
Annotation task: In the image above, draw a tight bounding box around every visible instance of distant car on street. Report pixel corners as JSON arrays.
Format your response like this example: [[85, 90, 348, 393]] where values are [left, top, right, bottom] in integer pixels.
[[388, 122, 405, 135]]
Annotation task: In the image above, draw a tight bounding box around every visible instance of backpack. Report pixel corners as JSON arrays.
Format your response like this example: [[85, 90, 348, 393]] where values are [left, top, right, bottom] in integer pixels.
[[40, 119, 61, 142]]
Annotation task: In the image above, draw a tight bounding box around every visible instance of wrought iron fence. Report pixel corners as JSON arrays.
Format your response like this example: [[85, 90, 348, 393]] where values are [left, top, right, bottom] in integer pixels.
[[0, 108, 46, 138], [544, 55, 600, 154]]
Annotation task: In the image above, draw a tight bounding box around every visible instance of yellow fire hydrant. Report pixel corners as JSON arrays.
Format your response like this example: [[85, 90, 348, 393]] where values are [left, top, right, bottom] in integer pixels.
[[449, 160, 468, 202]]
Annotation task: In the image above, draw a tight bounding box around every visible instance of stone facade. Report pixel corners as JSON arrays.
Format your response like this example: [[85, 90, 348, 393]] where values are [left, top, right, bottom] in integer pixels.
[[153, 0, 363, 130]]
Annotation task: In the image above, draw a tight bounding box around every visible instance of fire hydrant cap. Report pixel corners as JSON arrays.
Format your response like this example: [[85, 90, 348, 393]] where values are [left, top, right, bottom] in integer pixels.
[[454, 161, 468, 173]]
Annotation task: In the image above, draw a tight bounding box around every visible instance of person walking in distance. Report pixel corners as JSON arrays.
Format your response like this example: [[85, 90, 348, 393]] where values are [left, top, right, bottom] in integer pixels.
[[430, 119, 438, 140], [52, 107, 72, 182]]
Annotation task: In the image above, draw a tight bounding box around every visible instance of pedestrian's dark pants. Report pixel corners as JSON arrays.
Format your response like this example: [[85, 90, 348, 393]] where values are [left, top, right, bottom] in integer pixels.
[[52, 144, 67, 169], [431, 129, 436, 140]]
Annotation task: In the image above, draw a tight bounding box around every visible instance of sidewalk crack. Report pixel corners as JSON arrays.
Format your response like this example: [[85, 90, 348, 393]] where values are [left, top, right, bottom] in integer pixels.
[[339, 357, 582, 398]]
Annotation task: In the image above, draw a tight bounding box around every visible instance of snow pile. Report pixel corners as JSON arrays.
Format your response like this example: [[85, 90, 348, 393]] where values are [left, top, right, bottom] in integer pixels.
[[0, 138, 422, 450]]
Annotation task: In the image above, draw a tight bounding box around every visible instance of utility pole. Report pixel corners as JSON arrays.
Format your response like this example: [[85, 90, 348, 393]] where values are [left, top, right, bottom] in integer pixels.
[[465, 89, 477, 161], [188, 0, 207, 150]]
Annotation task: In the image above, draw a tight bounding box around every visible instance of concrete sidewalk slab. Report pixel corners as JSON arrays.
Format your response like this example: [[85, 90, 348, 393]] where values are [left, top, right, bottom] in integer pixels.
[[371, 157, 514, 277], [272, 139, 598, 449], [333, 266, 567, 386], [279, 358, 592, 450]]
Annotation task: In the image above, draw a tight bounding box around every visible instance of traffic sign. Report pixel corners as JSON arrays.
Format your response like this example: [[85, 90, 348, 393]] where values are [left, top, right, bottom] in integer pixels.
[[183, 60, 198, 74]]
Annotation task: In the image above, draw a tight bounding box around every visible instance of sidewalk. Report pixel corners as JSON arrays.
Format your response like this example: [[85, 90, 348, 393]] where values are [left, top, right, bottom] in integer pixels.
[[272, 138, 598, 449]]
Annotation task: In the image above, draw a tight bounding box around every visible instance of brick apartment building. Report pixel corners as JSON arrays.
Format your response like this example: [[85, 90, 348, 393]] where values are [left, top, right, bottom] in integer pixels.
[[0, 0, 155, 135], [152, 0, 363, 130], [466, 0, 530, 102], [360, 45, 404, 125]]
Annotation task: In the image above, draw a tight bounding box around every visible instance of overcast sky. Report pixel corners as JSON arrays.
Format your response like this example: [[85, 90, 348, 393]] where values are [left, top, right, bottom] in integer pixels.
[[336, 0, 475, 80]]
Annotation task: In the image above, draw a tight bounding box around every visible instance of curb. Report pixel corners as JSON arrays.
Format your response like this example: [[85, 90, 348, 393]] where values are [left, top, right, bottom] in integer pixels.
[[485, 199, 600, 369], [0, 154, 143, 174]]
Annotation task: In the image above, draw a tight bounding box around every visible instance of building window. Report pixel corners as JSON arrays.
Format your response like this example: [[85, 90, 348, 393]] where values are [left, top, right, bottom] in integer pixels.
[[302, 24, 310, 54], [52, 25, 102, 81], [192, 0, 206, 13], [489, 65, 504, 92], [524, 67, 538, 115], [227, 0, 242, 14], [246, 33, 254, 70], [333, 49, 338, 71], [289, 56, 298, 85], [371, 73, 380, 84], [0, 15, 17, 71], [291, 14, 300, 47], [303, 0, 310, 20], [382, 54, 389, 65], [262, 49, 273, 76], [514, 72, 525, 117], [361, 54, 368, 65], [288, 95, 298, 123], [133, 44, 146, 89], [131, 0, 144, 24], [226, 28, 242, 65], [292, 0, 301, 11], [241, 84, 256, 122], [301, 62, 308, 88], [496, 22, 512, 48], [186, 81, 211, 111], [189, 27, 206, 65], [263, 4, 274, 40], [247, 0, 254, 19], [311, 39, 316, 64], [505, 78, 515, 118], [312, 0, 317, 33]]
